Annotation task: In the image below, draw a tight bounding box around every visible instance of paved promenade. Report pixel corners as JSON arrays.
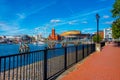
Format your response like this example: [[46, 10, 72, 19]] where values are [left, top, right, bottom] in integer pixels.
[[60, 43, 120, 80]]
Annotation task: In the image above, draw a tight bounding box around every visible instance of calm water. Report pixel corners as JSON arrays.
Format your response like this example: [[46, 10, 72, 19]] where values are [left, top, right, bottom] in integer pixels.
[[0, 44, 47, 56], [0, 43, 82, 72], [0, 43, 72, 56]]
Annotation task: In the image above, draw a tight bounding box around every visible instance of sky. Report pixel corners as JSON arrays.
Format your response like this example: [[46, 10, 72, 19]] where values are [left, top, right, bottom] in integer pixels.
[[0, 0, 115, 37]]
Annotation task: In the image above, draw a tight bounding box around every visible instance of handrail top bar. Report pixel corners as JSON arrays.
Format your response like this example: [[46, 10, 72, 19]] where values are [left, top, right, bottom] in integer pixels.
[[0, 44, 94, 58], [0, 49, 45, 58]]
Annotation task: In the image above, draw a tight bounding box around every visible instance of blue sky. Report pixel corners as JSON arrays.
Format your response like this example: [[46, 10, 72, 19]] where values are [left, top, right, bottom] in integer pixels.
[[0, 0, 115, 37]]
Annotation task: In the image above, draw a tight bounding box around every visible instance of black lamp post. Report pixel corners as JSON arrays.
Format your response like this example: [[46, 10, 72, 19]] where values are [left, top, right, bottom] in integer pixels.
[[96, 13, 100, 43]]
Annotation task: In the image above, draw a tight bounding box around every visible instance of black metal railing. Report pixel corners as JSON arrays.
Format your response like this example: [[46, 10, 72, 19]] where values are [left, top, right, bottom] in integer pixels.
[[100, 42, 105, 48], [0, 43, 95, 80]]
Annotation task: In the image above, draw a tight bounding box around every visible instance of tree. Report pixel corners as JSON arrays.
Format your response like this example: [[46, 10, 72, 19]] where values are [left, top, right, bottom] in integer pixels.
[[112, 19, 120, 39], [111, 0, 120, 39], [111, 0, 120, 18], [93, 35, 102, 43]]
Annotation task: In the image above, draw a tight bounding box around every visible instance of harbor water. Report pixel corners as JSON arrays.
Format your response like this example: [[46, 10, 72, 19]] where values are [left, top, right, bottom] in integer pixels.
[[0, 43, 83, 72]]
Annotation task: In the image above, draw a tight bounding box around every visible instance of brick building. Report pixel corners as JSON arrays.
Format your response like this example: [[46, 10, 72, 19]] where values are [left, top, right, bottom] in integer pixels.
[[48, 28, 61, 40], [95, 31, 104, 39], [98, 31, 104, 39]]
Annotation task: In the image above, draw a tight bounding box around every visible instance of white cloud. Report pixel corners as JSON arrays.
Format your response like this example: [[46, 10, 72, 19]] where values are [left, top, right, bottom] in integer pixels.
[[34, 7, 110, 29], [68, 22, 74, 25], [50, 19, 61, 23], [82, 28, 94, 33], [68, 20, 78, 25], [33, 7, 111, 37], [0, 22, 26, 35], [81, 21, 88, 24], [0, 23, 11, 31], [103, 15, 110, 19], [24, 1, 57, 17], [35, 27, 41, 30], [0, 23, 18, 31], [103, 21, 113, 24], [14, 1, 57, 20], [16, 13, 26, 19], [71, 7, 110, 19], [45, 7, 110, 27], [83, 28, 94, 31], [8, 29, 26, 34]]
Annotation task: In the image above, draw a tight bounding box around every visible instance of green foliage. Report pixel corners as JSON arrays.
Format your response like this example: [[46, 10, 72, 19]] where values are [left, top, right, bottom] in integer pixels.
[[112, 19, 120, 39], [111, 0, 120, 18], [93, 35, 102, 43], [111, 0, 120, 39]]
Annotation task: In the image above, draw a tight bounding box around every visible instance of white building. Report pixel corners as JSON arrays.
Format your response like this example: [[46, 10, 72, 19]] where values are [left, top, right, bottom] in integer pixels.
[[104, 28, 112, 40], [33, 34, 42, 41], [5, 36, 15, 39]]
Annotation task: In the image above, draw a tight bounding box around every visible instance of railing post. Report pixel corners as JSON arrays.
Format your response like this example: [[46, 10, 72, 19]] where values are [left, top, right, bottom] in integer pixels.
[[75, 46, 78, 63], [88, 44, 90, 55], [94, 43, 95, 51], [82, 44, 84, 59], [91, 44, 93, 52], [44, 47, 47, 80], [0, 58, 1, 79], [64, 47, 67, 70], [92, 44, 94, 52], [91, 44, 92, 53], [87, 44, 88, 55]]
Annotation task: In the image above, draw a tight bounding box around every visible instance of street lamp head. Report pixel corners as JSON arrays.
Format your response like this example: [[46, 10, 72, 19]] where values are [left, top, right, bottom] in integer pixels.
[[96, 13, 100, 19]]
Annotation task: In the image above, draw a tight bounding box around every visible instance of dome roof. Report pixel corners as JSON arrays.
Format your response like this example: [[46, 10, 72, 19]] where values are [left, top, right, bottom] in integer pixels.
[[60, 30, 81, 36]]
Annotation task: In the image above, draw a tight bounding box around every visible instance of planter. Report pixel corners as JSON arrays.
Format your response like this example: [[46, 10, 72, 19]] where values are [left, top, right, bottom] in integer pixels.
[[95, 43, 101, 52]]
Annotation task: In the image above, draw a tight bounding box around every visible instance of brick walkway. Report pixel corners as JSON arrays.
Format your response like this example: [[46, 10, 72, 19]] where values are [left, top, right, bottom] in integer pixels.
[[60, 43, 120, 80]]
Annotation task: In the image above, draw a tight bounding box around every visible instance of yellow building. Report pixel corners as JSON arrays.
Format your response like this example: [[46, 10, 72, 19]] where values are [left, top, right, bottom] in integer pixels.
[[60, 30, 90, 40]]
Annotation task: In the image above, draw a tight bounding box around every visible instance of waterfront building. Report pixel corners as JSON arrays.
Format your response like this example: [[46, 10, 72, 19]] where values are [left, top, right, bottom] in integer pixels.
[[0, 36, 4, 43], [104, 28, 112, 41], [60, 30, 90, 40], [35, 34, 43, 41], [0, 36, 4, 41], [94, 29, 112, 41], [5, 36, 15, 39], [94, 30, 104, 40], [0, 36, 4, 39], [21, 35, 32, 43], [48, 28, 61, 40], [98, 31, 104, 39], [13, 36, 22, 43]]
